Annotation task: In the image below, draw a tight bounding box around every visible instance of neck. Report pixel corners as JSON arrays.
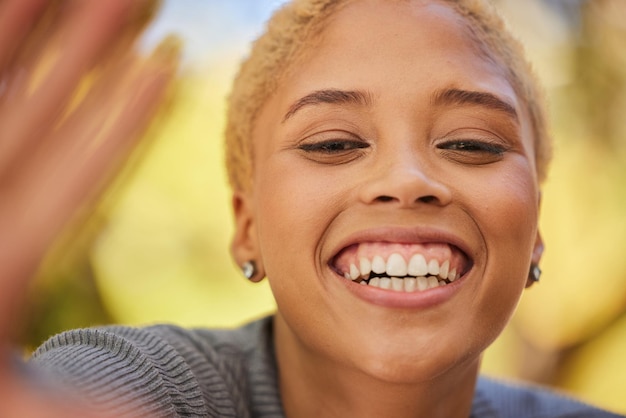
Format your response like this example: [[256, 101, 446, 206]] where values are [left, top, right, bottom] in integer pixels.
[[274, 315, 479, 418]]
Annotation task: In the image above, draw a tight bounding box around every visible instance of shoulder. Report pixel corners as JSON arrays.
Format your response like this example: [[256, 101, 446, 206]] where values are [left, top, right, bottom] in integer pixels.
[[474, 376, 624, 418], [31, 318, 275, 418]]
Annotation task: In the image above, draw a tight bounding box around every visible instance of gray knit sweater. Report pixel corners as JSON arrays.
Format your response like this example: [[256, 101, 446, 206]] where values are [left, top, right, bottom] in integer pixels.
[[31, 317, 623, 418]]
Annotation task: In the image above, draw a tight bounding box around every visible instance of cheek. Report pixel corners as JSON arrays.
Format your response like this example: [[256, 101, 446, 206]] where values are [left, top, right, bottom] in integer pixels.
[[467, 162, 538, 335], [253, 155, 344, 288], [478, 167, 538, 256]]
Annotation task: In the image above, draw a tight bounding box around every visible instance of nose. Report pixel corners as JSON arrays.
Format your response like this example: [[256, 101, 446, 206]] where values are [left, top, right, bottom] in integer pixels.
[[358, 152, 452, 208]]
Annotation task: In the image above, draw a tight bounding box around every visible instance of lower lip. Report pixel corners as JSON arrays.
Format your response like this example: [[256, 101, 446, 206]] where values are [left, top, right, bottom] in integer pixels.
[[338, 274, 466, 309]]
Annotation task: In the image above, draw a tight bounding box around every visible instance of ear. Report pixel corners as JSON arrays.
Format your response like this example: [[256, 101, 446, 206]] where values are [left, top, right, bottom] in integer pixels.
[[531, 230, 544, 265], [525, 230, 544, 288], [230, 191, 265, 282]]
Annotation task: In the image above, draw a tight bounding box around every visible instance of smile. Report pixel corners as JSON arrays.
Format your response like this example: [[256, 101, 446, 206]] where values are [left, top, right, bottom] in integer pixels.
[[331, 242, 471, 293]]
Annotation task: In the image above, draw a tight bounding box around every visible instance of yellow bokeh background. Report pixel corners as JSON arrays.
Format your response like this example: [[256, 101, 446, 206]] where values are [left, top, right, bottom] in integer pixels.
[[27, 0, 626, 414]]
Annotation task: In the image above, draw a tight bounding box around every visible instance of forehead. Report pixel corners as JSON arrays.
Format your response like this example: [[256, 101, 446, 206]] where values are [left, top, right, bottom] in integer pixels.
[[275, 0, 519, 111], [261, 0, 523, 123], [326, 0, 480, 52]]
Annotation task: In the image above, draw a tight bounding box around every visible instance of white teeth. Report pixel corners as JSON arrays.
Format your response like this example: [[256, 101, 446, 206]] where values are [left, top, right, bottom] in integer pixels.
[[360, 273, 454, 292], [359, 257, 372, 277], [408, 254, 428, 276], [427, 276, 439, 289], [350, 263, 360, 280], [372, 256, 386, 274], [386, 253, 407, 277], [428, 259, 440, 276], [391, 277, 404, 291], [342, 253, 461, 290], [440, 260, 449, 279]]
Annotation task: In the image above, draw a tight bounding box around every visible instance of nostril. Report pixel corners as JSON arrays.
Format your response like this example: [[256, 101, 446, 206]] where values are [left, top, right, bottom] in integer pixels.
[[375, 195, 395, 203], [374, 195, 438, 204], [418, 195, 437, 204]]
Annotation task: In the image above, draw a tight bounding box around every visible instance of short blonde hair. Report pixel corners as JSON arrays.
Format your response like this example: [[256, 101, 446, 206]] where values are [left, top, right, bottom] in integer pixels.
[[225, 0, 552, 192]]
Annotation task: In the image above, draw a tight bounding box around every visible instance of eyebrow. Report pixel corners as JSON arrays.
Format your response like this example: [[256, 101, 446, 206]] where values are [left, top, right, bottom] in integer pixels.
[[431, 88, 519, 122], [282, 89, 373, 123]]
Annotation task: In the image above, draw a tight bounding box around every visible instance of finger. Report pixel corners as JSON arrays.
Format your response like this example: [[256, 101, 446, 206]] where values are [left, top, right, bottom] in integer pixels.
[[0, 0, 133, 136], [0, 0, 157, 113], [25, 0, 159, 102], [0, 34, 171, 190], [0, 41, 178, 344], [0, 0, 159, 172], [0, 2, 63, 111], [43, 38, 180, 211], [0, 0, 48, 72], [0, 373, 106, 418]]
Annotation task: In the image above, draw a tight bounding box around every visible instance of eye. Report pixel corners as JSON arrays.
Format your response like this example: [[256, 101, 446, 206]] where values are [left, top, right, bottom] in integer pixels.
[[297, 134, 370, 164], [299, 139, 369, 154], [436, 139, 508, 165], [442, 140, 503, 153]]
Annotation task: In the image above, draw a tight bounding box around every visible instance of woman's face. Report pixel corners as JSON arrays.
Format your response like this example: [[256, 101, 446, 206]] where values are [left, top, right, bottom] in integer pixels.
[[234, 0, 541, 382]]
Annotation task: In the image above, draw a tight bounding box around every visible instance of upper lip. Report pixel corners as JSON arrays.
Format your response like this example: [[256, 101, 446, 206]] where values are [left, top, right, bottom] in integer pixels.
[[327, 225, 475, 271]]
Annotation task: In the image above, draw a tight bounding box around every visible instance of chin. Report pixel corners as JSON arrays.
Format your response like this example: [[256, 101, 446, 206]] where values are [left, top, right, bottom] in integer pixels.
[[351, 342, 480, 386], [337, 321, 485, 385]]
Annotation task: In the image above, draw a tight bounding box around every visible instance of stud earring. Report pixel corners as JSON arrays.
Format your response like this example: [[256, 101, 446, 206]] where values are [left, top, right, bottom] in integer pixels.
[[528, 263, 541, 284], [242, 260, 257, 281]]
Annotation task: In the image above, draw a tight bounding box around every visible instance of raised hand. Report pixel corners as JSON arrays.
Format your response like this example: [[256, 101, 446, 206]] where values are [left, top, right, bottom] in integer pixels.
[[0, 0, 178, 415]]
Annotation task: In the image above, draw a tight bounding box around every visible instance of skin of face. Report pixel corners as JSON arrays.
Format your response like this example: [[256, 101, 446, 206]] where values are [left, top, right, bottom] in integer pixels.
[[231, 0, 543, 415]]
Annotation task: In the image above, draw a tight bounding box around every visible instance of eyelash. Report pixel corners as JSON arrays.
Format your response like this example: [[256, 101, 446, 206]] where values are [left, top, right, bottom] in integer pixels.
[[298, 139, 369, 154], [436, 138, 508, 165], [297, 138, 370, 165], [437, 139, 507, 155]]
